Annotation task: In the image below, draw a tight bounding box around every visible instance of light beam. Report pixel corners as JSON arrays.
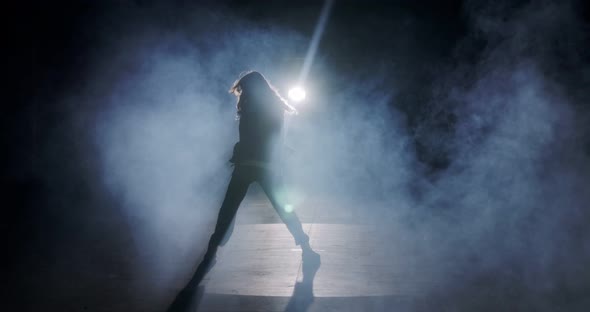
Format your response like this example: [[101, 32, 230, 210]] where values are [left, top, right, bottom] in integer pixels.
[[298, 0, 335, 85]]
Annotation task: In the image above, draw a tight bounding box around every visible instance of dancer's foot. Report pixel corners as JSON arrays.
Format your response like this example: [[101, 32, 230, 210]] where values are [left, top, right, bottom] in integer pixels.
[[166, 285, 205, 312], [301, 244, 321, 270]]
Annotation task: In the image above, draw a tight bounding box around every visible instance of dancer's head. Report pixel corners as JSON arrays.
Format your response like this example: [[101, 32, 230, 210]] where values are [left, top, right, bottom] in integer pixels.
[[229, 71, 296, 118]]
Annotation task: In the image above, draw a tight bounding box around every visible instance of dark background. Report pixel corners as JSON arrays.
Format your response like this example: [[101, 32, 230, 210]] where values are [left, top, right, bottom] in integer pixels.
[[3, 0, 590, 311]]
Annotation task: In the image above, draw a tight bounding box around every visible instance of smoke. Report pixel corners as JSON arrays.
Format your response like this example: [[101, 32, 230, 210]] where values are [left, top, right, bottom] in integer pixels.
[[402, 1, 590, 310], [89, 6, 313, 297], [75, 0, 590, 310], [284, 76, 415, 212]]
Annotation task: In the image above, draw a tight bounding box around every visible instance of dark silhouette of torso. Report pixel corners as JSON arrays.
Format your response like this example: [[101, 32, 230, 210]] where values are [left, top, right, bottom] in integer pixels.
[[231, 99, 283, 166]]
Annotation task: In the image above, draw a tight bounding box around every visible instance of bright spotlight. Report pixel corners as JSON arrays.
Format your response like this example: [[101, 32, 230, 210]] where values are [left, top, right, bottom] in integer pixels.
[[288, 86, 306, 102]]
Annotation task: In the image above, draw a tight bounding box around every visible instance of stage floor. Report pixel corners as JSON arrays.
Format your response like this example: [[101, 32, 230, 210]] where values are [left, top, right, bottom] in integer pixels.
[[185, 223, 433, 311], [159, 189, 444, 311], [15, 188, 450, 312]]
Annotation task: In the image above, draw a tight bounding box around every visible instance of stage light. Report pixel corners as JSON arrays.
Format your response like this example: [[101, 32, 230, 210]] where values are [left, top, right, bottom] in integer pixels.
[[288, 86, 306, 102]]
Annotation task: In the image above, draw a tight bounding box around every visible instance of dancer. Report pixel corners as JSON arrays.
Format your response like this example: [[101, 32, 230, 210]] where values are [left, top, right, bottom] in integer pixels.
[[187, 71, 319, 290]]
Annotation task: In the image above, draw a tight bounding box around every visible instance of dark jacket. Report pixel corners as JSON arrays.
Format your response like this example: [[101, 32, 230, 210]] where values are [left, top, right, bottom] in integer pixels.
[[230, 105, 284, 166]]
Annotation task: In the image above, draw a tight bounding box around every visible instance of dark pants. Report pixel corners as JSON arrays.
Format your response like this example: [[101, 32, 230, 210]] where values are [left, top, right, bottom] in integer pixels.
[[187, 165, 309, 288]]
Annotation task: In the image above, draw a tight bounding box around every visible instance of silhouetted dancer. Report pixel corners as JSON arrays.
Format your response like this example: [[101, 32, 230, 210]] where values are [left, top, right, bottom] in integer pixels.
[[168, 71, 319, 312]]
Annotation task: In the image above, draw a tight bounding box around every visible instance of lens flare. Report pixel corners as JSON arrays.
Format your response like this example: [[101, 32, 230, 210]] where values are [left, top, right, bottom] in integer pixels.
[[288, 86, 306, 102]]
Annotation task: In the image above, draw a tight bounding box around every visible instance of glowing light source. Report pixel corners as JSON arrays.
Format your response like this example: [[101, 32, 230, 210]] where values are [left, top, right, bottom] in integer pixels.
[[284, 204, 294, 213], [288, 86, 306, 102]]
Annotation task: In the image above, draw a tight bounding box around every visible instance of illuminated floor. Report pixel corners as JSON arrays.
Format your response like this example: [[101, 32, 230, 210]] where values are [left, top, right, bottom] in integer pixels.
[[164, 188, 443, 311], [187, 224, 432, 311], [202, 224, 428, 298]]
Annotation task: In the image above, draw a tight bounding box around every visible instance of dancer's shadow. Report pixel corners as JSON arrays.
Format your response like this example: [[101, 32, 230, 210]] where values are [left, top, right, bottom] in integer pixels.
[[285, 249, 321, 312]]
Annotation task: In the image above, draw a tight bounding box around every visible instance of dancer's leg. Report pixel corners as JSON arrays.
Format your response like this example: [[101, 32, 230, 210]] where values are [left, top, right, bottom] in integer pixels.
[[187, 167, 251, 288], [258, 172, 310, 247]]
